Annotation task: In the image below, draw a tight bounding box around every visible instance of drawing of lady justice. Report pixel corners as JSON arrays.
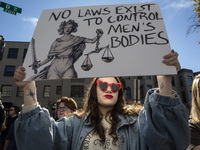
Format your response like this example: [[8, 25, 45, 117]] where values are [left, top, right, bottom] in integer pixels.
[[29, 19, 103, 80]]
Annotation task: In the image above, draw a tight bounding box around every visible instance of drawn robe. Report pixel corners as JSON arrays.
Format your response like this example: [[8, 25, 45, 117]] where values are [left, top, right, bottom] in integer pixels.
[[28, 35, 86, 80]]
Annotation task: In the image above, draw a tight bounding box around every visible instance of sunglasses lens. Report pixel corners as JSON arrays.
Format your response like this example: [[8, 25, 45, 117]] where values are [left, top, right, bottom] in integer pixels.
[[97, 80, 122, 93], [99, 81, 108, 91], [112, 84, 121, 92]]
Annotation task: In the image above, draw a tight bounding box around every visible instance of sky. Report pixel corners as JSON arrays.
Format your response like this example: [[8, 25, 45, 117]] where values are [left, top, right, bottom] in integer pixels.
[[0, 0, 199, 73]]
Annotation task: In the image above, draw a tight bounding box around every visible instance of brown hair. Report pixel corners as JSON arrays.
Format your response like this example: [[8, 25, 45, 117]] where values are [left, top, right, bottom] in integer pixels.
[[56, 97, 77, 112], [77, 77, 142, 145], [11, 105, 20, 114], [191, 74, 200, 122]]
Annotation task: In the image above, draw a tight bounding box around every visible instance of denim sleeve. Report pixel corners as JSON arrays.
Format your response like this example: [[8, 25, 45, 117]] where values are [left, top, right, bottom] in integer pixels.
[[139, 88, 190, 150], [14, 106, 74, 150]]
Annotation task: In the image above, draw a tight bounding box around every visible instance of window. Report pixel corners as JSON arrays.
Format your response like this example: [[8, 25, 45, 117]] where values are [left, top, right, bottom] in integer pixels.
[[7, 48, 18, 58], [70, 79, 85, 83], [1, 85, 12, 96], [43, 85, 51, 97], [56, 86, 62, 94], [138, 76, 142, 79], [189, 90, 192, 100], [181, 92, 186, 103], [126, 87, 131, 99], [4, 66, 15, 77], [179, 76, 184, 86], [23, 49, 28, 59], [125, 76, 130, 80], [71, 85, 84, 97], [17, 87, 23, 97], [23, 49, 28, 62], [140, 86, 144, 99], [171, 77, 175, 86], [146, 76, 151, 79], [187, 75, 193, 86]]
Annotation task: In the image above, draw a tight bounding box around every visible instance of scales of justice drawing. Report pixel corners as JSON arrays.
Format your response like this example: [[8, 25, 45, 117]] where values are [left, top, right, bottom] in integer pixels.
[[81, 30, 114, 71], [28, 26, 115, 80]]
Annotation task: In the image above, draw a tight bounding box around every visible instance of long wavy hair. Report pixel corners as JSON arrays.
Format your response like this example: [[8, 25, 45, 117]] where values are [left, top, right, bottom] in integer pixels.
[[57, 20, 78, 35], [191, 74, 200, 122], [77, 77, 142, 145]]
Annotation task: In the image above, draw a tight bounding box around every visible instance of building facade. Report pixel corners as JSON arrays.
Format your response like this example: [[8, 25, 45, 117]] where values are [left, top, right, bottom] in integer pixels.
[[0, 41, 198, 113]]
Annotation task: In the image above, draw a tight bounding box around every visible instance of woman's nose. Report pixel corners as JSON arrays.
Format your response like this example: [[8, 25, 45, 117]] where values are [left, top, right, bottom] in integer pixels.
[[106, 85, 112, 93]]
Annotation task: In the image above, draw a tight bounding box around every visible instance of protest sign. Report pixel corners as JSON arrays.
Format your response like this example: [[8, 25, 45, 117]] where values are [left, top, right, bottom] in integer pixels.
[[23, 3, 176, 80]]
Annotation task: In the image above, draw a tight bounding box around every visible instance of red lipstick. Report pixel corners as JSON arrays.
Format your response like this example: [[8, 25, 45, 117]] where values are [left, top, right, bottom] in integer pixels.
[[105, 95, 113, 99]]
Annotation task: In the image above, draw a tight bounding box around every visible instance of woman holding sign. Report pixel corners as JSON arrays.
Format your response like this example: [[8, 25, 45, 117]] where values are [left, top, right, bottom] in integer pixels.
[[13, 50, 189, 150]]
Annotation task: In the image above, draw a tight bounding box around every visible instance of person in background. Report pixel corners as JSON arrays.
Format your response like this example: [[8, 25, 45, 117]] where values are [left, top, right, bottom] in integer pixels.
[[3, 123, 18, 150], [0, 106, 19, 150], [187, 74, 200, 150], [13, 50, 190, 150], [56, 97, 77, 120], [3, 106, 21, 150], [0, 93, 5, 133]]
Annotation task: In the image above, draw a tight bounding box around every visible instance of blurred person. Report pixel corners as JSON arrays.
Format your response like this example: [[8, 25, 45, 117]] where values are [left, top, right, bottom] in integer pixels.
[[56, 97, 77, 120], [3, 123, 18, 150], [0, 106, 19, 150], [187, 74, 200, 150], [0, 92, 5, 133]]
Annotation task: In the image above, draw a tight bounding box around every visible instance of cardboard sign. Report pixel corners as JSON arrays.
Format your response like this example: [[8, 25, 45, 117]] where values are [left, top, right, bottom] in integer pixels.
[[23, 3, 176, 81]]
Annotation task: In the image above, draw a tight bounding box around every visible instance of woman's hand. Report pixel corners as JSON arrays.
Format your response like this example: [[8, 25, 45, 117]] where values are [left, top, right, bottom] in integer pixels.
[[14, 66, 37, 106], [157, 49, 180, 96], [162, 49, 181, 72], [14, 66, 31, 89]]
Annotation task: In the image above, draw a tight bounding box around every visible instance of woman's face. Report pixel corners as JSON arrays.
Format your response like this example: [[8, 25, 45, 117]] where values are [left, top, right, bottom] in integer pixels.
[[64, 24, 73, 34], [57, 102, 72, 119], [9, 107, 16, 117], [96, 77, 119, 109]]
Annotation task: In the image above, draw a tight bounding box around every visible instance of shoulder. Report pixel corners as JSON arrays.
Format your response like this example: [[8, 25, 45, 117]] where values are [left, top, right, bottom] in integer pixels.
[[118, 114, 139, 133], [189, 121, 200, 131], [57, 114, 85, 127], [68, 114, 83, 122], [55, 38, 63, 42], [119, 113, 138, 125]]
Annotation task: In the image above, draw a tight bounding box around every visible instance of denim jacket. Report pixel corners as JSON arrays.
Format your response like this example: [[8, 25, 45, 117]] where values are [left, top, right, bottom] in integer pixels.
[[15, 89, 190, 150]]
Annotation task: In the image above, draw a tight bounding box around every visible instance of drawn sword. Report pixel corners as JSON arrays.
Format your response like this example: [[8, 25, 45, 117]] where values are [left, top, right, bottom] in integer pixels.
[[29, 38, 40, 74]]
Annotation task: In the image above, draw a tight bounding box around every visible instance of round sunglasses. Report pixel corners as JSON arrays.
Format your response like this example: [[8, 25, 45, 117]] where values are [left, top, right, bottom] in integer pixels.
[[96, 79, 122, 93]]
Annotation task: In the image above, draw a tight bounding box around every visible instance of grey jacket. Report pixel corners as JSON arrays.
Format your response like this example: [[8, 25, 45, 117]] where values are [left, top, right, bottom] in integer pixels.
[[15, 89, 190, 150]]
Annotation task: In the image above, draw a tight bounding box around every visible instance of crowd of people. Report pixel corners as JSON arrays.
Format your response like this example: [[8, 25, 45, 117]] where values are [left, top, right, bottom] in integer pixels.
[[0, 49, 199, 150], [0, 94, 78, 150], [0, 94, 20, 150]]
